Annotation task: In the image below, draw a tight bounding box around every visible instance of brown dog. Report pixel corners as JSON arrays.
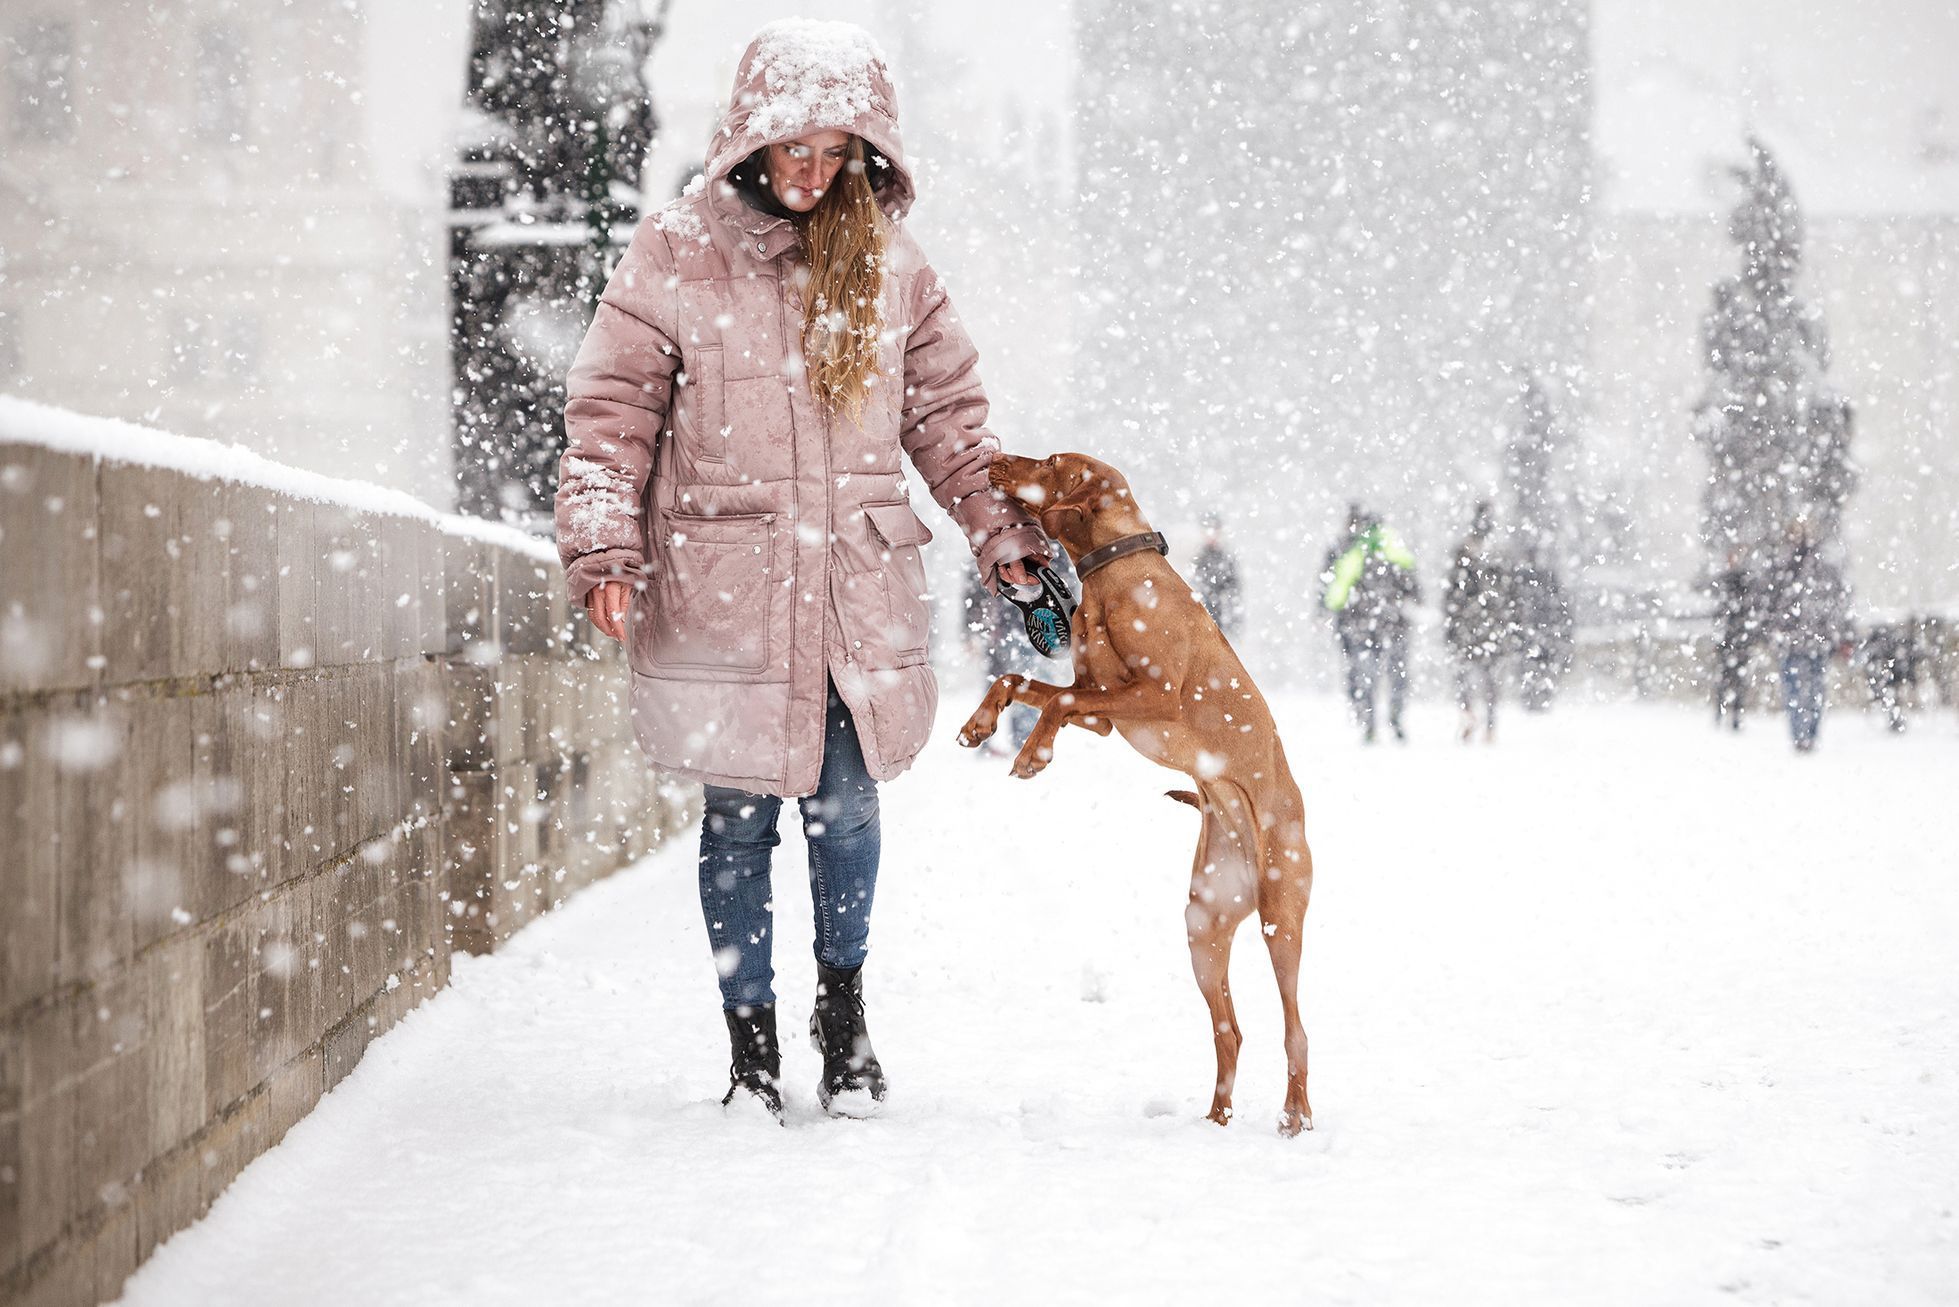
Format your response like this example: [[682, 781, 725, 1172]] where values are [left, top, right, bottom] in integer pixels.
[[959, 452, 1315, 1136]]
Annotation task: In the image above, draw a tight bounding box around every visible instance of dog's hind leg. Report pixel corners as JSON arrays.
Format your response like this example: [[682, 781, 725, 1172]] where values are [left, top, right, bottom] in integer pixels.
[[1257, 811, 1315, 1136], [1186, 803, 1256, 1126]]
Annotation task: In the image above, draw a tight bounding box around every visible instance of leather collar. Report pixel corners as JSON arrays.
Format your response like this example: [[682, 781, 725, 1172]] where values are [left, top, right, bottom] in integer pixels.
[[1076, 531, 1169, 580]]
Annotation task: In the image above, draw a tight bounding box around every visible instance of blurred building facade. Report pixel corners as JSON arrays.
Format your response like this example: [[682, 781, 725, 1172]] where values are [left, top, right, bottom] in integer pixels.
[[1071, 0, 1593, 676], [0, 1, 468, 507]]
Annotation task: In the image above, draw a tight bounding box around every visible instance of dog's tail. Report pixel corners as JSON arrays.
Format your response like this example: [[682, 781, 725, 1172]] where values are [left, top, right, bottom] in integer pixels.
[[1165, 789, 1200, 809]]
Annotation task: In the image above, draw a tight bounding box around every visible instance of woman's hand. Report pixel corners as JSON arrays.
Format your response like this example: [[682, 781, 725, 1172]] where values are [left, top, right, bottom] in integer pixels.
[[998, 557, 1039, 589], [585, 579, 633, 643]]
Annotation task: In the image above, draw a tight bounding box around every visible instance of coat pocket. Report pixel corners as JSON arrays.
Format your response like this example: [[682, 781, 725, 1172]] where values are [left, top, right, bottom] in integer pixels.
[[642, 510, 774, 673], [864, 499, 933, 659], [674, 345, 728, 464]]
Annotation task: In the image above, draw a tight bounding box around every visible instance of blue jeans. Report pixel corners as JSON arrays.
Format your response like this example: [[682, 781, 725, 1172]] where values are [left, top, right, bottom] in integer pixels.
[[697, 681, 880, 1010], [1780, 652, 1827, 748]]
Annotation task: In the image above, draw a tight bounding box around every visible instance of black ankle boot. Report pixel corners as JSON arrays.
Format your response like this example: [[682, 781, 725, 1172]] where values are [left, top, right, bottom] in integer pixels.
[[810, 961, 887, 1116], [722, 1004, 784, 1123]]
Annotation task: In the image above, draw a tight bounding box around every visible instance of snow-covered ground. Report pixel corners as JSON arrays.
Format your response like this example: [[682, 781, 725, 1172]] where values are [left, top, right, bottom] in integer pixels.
[[118, 691, 1959, 1306]]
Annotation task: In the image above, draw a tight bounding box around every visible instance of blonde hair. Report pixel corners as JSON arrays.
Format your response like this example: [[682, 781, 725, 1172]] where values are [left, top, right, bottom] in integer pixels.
[[799, 137, 889, 419]]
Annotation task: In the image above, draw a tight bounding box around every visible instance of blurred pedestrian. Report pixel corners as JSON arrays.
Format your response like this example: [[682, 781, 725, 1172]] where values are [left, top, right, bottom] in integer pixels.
[[1710, 547, 1763, 730], [1860, 621, 1915, 733], [1508, 551, 1573, 711], [1766, 524, 1850, 754], [1322, 504, 1420, 743], [1442, 501, 1512, 743], [1192, 509, 1245, 640]]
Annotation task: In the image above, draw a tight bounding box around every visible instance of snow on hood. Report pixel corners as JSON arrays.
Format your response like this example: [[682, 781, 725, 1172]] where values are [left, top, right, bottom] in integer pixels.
[[703, 19, 914, 224]]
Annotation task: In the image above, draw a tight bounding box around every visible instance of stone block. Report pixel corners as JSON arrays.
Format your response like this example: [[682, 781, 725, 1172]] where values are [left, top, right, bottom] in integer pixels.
[[408, 822, 451, 993], [0, 443, 101, 695], [194, 1085, 269, 1214], [445, 662, 495, 773], [418, 524, 449, 657], [444, 768, 497, 956], [87, 1178, 140, 1305], [378, 514, 421, 662], [146, 933, 205, 1160], [274, 497, 318, 670], [277, 675, 330, 874], [0, 708, 58, 1014], [320, 853, 381, 1029], [490, 664, 527, 773], [312, 503, 376, 668], [97, 463, 208, 684], [444, 536, 497, 661], [0, 1033, 20, 1279], [134, 1133, 204, 1267], [316, 673, 359, 864], [401, 661, 446, 825], [261, 1049, 321, 1146], [246, 883, 320, 1089], [13, 997, 74, 1266], [67, 967, 154, 1228], [165, 477, 250, 676], [45, 698, 133, 986], [201, 913, 255, 1118], [12, 1237, 91, 1307], [186, 692, 252, 923], [215, 482, 281, 673], [499, 552, 560, 656], [356, 663, 404, 843], [117, 691, 199, 955]]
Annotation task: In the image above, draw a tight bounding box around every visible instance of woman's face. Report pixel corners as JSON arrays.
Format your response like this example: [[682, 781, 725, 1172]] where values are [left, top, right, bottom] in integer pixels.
[[765, 130, 852, 212]]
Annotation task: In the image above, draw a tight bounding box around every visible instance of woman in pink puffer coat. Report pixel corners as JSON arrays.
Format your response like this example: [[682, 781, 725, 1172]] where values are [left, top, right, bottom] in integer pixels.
[[554, 19, 1046, 1122]]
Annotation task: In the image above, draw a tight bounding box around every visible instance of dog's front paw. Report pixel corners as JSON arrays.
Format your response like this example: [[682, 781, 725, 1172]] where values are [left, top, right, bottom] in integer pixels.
[[1008, 741, 1053, 779], [957, 709, 997, 748]]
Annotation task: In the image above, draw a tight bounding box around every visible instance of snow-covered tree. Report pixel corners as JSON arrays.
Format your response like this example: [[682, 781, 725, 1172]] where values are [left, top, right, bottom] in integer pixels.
[[449, 0, 669, 526], [1692, 137, 1856, 578]]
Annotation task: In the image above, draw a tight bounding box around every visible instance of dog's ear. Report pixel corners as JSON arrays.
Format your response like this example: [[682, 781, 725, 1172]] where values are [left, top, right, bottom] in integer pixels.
[[1040, 498, 1086, 539], [1040, 474, 1101, 538]]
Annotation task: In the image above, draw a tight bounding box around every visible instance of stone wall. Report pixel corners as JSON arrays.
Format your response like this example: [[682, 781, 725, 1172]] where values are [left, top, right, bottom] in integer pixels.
[[0, 437, 685, 1306]]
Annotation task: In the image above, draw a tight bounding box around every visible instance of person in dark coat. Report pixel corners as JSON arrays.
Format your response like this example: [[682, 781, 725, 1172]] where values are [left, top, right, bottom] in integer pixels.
[[1322, 505, 1421, 743], [1766, 525, 1851, 753], [1442, 501, 1512, 743], [1192, 510, 1245, 640], [1710, 548, 1763, 730]]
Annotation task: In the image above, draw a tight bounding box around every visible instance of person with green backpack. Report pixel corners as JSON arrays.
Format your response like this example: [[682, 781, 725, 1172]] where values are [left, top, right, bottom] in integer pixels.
[[1321, 504, 1422, 743]]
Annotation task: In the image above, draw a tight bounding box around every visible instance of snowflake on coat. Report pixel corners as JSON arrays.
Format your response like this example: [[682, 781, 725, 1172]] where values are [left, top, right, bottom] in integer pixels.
[[558, 453, 636, 553]]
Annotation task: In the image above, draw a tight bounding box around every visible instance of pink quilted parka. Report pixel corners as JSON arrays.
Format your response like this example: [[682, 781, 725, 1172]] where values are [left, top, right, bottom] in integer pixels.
[[553, 20, 1044, 797]]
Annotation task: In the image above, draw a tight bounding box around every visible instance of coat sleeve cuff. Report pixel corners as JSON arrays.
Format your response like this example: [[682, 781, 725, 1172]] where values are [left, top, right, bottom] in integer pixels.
[[564, 548, 646, 607]]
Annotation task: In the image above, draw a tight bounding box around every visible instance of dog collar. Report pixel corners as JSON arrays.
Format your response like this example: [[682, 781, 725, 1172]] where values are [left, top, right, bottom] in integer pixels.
[[1076, 531, 1169, 580]]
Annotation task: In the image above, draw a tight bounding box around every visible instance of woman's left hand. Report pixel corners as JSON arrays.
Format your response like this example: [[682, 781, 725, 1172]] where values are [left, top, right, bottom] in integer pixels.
[[999, 557, 1039, 589]]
